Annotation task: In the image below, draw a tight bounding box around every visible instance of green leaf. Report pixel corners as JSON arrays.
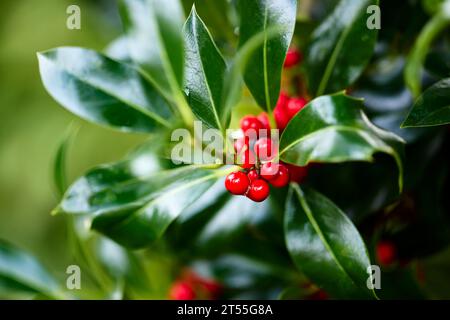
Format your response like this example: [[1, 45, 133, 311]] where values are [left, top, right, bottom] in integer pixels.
[[183, 7, 227, 131], [53, 125, 78, 198], [402, 78, 450, 127], [285, 185, 376, 299], [305, 0, 379, 97], [279, 93, 405, 191], [59, 155, 223, 247], [120, 0, 185, 99], [37, 47, 173, 133], [238, 0, 297, 111], [404, 5, 450, 98], [105, 36, 132, 63], [0, 240, 62, 298]]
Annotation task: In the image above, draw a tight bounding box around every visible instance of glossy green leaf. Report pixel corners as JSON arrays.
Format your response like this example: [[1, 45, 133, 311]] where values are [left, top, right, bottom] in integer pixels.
[[120, 0, 185, 99], [222, 27, 282, 125], [171, 179, 277, 252], [59, 157, 222, 247], [279, 93, 405, 191], [404, 6, 450, 98], [238, 0, 296, 111], [38, 47, 173, 133], [285, 185, 376, 299], [181, 0, 237, 45], [402, 78, 450, 127], [183, 7, 227, 130], [305, 0, 379, 96], [105, 36, 132, 63], [0, 240, 62, 298]]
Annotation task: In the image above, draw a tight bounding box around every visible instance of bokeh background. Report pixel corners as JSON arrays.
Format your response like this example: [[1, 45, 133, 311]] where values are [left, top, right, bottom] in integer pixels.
[[0, 0, 146, 280]]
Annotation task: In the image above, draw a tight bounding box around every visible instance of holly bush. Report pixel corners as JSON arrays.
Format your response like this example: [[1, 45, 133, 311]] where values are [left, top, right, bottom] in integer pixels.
[[1, 0, 450, 300]]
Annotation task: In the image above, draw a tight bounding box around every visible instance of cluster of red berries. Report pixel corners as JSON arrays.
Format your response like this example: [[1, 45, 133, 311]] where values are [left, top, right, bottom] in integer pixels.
[[169, 270, 222, 300], [225, 113, 291, 202], [224, 47, 308, 203], [274, 92, 307, 131]]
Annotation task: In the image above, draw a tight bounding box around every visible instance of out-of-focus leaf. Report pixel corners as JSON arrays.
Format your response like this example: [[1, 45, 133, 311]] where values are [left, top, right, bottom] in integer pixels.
[[105, 36, 132, 62], [191, 254, 295, 299], [183, 7, 227, 130], [238, 0, 297, 111], [421, 246, 450, 299], [425, 50, 450, 78], [120, 0, 185, 100], [404, 7, 450, 98], [307, 157, 399, 224], [37, 47, 173, 133], [0, 241, 62, 299], [305, 0, 379, 96], [53, 126, 78, 198], [279, 93, 405, 191], [402, 78, 450, 127], [285, 185, 376, 299], [59, 161, 222, 248], [170, 179, 279, 253]]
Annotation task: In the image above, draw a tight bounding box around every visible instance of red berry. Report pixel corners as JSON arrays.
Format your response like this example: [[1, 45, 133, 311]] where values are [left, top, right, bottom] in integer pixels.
[[254, 138, 276, 161], [286, 97, 307, 119], [257, 112, 271, 130], [246, 179, 270, 202], [376, 241, 397, 266], [240, 116, 264, 137], [307, 289, 329, 300], [247, 169, 259, 182], [269, 164, 290, 188], [237, 149, 256, 169], [274, 93, 290, 131], [225, 171, 250, 195], [169, 281, 196, 300], [284, 48, 302, 68], [284, 163, 308, 183], [260, 162, 280, 181], [234, 135, 249, 154]]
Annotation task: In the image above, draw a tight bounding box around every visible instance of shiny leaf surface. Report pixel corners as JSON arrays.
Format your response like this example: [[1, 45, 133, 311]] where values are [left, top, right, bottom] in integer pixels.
[[0, 241, 62, 298], [305, 0, 379, 96], [183, 7, 227, 130], [120, 0, 185, 98], [238, 0, 297, 111], [38, 47, 173, 133], [402, 78, 450, 127], [280, 93, 405, 191], [59, 158, 221, 248], [285, 185, 376, 299]]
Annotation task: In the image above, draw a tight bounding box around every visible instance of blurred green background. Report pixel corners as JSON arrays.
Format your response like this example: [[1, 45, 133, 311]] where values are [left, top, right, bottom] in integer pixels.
[[0, 0, 146, 280]]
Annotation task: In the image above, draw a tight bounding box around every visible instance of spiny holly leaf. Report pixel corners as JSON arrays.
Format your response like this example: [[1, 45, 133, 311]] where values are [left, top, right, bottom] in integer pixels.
[[58, 154, 222, 248], [402, 78, 450, 127], [279, 93, 405, 191], [0, 240, 63, 299], [183, 6, 227, 131], [37, 47, 173, 133], [305, 0, 379, 96], [285, 185, 377, 299], [120, 0, 185, 101], [238, 0, 297, 112]]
